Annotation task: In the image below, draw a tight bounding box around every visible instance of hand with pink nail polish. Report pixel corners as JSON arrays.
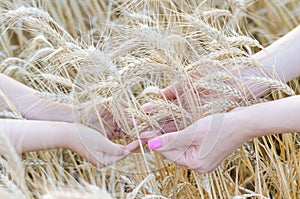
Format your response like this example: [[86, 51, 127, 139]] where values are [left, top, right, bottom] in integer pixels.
[[147, 111, 249, 174], [147, 94, 300, 174]]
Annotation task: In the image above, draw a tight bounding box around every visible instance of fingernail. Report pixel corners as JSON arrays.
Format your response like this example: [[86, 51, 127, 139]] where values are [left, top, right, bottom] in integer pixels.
[[140, 137, 148, 143], [148, 139, 162, 150]]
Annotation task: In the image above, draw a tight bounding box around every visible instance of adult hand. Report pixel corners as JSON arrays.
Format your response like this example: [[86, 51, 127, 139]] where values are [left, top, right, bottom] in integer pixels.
[[141, 66, 269, 136], [145, 108, 250, 174], [141, 72, 228, 136]]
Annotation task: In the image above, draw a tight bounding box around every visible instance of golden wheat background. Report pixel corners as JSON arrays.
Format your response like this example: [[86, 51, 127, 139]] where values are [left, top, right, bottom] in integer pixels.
[[0, 0, 299, 198]]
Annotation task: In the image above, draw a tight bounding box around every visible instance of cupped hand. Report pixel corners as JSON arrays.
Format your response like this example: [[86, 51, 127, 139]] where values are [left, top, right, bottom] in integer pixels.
[[145, 109, 250, 174], [69, 124, 139, 167], [77, 100, 130, 139], [140, 69, 236, 136], [141, 77, 211, 135], [141, 67, 262, 136]]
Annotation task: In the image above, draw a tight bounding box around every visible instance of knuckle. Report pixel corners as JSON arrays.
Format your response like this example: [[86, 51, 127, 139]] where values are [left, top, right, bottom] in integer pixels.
[[185, 149, 199, 169]]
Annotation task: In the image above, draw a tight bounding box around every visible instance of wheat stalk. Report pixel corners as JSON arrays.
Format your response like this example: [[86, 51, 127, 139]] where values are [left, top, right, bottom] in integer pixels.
[[247, 76, 296, 96], [0, 0, 299, 198]]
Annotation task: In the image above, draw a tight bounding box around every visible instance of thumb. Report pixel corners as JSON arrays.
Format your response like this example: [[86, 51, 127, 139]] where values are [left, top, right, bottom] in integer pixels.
[[124, 140, 140, 153]]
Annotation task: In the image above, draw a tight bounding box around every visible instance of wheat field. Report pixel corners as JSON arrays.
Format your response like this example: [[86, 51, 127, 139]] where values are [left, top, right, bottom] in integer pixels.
[[0, 0, 299, 198]]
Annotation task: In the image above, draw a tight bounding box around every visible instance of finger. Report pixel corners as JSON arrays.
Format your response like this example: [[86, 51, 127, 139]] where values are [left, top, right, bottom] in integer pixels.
[[95, 138, 127, 156], [129, 146, 142, 153], [160, 82, 183, 100], [139, 120, 185, 142], [83, 152, 124, 168], [147, 131, 195, 151], [160, 70, 204, 100], [147, 121, 202, 151], [94, 152, 127, 166], [140, 129, 162, 142], [161, 121, 186, 133], [96, 140, 139, 166], [125, 140, 146, 153], [125, 140, 140, 152], [140, 102, 156, 114], [160, 149, 188, 167]]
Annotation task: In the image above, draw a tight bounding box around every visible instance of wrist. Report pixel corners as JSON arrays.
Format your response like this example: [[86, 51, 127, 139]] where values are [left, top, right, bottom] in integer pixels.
[[226, 109, 254, 142], [230, 104, 273, 140], [226, 66, 270, 99], [63, 123, 80, 151], [232, 98, 297, 140], [63, 123, 90, 157]]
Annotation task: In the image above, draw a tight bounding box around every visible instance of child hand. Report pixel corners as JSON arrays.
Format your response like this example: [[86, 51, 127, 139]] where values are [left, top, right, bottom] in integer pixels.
[[1, 119, 139, 168], [77, 100, 130, 139], [69, 124, 139, 167]]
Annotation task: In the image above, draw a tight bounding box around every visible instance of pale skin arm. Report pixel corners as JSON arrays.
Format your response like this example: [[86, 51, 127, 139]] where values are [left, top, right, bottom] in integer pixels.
[[159, 25, 300, 99], [0, 73, 123, 138], [146, 95, 300, 173], [0, 76, 137, 166], [241, 25, 300, 97], [1, 119, 138, 167], [254, 25, 300, 83], [0, 73, 74, 122]]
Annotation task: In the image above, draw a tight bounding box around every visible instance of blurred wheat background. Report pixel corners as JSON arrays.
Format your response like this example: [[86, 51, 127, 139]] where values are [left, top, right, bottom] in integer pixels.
[[0, 0, 299, 198]]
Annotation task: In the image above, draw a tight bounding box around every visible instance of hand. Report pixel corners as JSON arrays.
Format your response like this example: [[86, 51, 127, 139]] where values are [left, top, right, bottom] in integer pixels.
[[68, 124, 139, 167], [141, 72, 221, 135], [2, 119, 139, 168], [141, 67, 268, 135], [145, 109, 250, 174], [77, 100, 130, 139], [144, 71, 206, 106]]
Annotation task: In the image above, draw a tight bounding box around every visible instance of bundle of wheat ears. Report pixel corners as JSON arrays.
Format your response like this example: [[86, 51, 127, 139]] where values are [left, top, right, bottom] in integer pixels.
[[0, 0, 299, 198]]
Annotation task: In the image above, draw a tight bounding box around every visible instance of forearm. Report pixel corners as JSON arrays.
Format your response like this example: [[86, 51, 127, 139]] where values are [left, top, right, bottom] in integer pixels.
[[0, 119, 74, 153], [236, 95, 300, 138], [253, 25, 300, 82], [233, 26, 300, 98], [0, 74, 75, 122]]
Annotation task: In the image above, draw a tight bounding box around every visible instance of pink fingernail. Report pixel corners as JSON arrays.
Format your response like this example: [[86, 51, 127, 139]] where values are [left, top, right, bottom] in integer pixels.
[[148, 139, 162, 150]]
